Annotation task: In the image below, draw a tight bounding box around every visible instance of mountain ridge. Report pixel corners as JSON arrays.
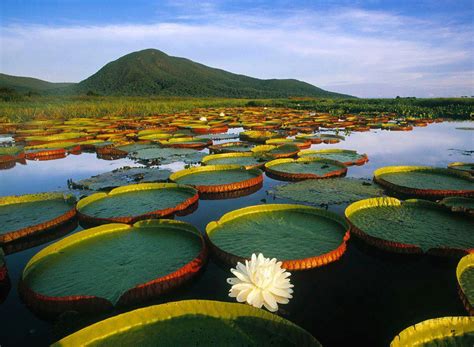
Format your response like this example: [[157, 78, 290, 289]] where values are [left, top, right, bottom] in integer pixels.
[[1, 49, 354, 98]]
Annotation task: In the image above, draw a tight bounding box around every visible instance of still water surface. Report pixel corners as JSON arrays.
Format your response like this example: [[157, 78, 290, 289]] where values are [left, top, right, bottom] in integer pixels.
[[0, 121, 473, 346]]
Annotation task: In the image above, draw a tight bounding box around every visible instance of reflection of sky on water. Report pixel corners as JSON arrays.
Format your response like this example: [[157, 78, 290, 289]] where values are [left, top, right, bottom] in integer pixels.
[[0, 121, 472, 197]]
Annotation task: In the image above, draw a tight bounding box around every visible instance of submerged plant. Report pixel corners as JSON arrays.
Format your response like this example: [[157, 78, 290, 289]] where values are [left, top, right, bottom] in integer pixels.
[[227, 253, 293, 312]]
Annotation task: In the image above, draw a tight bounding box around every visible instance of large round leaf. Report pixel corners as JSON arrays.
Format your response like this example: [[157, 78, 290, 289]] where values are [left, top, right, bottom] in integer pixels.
[[298, 149, 368, 166], [20, 220, 207, 315], [345, 197, 474, 255], [0, 193, 76, 244], [53, 300, 320, 346], [265, 157, 347, 181], [457, 254, 474, 315], [374, 166, 474, 199], [206, 204, 350, 270], [77, 183, 198, 225], [170, 165, 263, 194], [390, 317, 474, 347]]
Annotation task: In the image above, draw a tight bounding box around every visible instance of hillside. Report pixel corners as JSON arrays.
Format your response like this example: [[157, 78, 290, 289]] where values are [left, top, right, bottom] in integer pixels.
[[75, 49, 352, 98], [1, 49, 353, 98], [0, 73, 74, 93]]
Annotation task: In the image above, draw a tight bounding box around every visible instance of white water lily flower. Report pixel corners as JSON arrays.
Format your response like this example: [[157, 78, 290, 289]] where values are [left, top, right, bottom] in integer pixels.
[[219, 112, 225, 117], [199, 116, 207, 122], [227, 253, 294, 312]]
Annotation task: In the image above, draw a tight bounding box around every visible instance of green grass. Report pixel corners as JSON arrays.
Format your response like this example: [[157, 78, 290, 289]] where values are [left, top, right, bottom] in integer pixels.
[[0, 95, 472, 122]]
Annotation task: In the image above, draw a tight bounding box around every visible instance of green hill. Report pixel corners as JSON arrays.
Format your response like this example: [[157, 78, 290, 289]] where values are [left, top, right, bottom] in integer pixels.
[[1, 49, 352, 98], [75, 49, 352, 98], [0, 73, 74, 94]]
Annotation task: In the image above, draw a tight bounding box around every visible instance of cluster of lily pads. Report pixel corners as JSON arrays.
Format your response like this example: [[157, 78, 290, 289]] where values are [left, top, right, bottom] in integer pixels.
[[0, 107, 473, 345]]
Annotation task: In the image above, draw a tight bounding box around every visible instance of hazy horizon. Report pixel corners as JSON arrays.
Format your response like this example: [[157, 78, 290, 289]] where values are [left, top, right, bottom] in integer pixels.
[[1, 0, 473, 98]]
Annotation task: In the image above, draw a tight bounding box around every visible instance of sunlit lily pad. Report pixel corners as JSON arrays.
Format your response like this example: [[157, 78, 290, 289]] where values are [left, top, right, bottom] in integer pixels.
[[449, 162, 474, 175], [170, 165, 263, 194], [0, 193, 76, 244], [390, 317, 474, 347], [252, 144, 300, 159], [345, 197, 474, 255], [271, 178, 383, 206], [20, 220, 207, 315], [298, 149, 368, 166], [457, 254, 474, 315], [374, 166, 474, 199], [206, 204, 350, 270], [77, 183, 199, 225], [265, 157, 347, 181], [202, 152, 268, 169], [70, 166, 172, 191], [53, 300, 320, 346], [129, 146, 205, 164]]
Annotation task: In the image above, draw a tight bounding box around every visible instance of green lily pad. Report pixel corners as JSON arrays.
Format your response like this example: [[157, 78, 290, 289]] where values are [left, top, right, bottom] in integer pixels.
[[21, 220, 205, 306], [206, 204, 349, 269], [345, 197, 474, 253], [77, 183, 198, 223], [374, 166, 474, 198], [457, 254, 474, 314], [0, 193, 76, 243], [170, 165, 262, 188], [202, 152, 267, 168], [53, 300, 320, 346], [265, 158, 347, 180], [209, 141, 255, 153], [440, 197, 474, 214], [272, 178, 383, 205], [129, 146, 205, 164], [70, 167, 171, 191], [298, 149, 368, 166], [390, 317, 474, 347], [449, 162, 474, 175]]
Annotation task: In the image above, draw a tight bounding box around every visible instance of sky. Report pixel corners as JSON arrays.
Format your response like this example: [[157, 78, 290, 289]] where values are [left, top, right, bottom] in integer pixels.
[[1, 0, 473, 98]]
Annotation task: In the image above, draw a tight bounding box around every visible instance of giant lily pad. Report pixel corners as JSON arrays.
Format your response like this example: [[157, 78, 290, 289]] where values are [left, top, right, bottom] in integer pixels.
[[272, 178, 383, 206], [170, 165, 263, 194], [206, 204, 350, 270], [298, 149, 368, 166], [240, 130, 283, 143], [20, 220, 207, 315], [449, 162, 474, 175], [77, 183, 199, 225], [209, 141, 255, 153], [53, 300, 320, 346], [252, 144, 300, 159], [390, 317, 474, 347], [0, 193, 76, 244], [374, 166, 474, 199], [202, 152, 268, 169], [440, 197, 474, 215], [457, 254, 474, 315], [129, 146, 205, 164], [265, 157, 347, 181], [345, 197, 474, 255], [70, 166, 172, 191]]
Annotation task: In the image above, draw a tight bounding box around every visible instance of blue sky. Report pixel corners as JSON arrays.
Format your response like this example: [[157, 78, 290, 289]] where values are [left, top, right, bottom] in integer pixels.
[[1, 0, 473, 97]]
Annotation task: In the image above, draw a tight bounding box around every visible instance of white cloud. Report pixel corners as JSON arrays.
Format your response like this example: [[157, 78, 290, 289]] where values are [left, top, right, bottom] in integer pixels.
[[0, 7, 472, 97]]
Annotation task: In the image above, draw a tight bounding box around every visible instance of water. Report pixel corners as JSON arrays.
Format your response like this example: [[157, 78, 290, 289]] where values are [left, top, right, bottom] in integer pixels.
[[0, 121, 473, 346]]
